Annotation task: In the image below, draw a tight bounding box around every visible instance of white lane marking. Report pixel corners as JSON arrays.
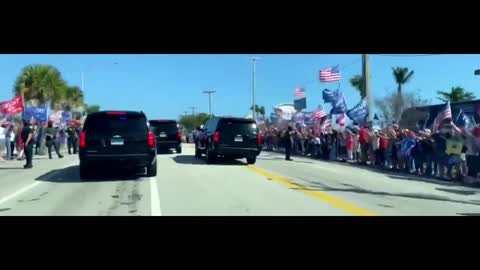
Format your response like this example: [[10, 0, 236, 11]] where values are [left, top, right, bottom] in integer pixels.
[[149, 177, 162, 216], [0, 181, 42, 206], [0, 161, 78, 206]]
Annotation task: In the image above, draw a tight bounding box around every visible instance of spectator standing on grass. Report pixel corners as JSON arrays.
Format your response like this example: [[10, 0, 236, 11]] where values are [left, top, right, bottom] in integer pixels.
[[4, 121, 14, 160], [420, 130, 434, 176], [465, 128, 480, 180], [345, 129, 354, 161], [432, 129, 448, 178], [378, 131, 389, 168], [358, 126, 370, 165]]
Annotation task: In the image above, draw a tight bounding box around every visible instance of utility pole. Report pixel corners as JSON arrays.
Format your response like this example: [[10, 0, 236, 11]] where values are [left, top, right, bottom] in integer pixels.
[[250, 57, 262, 120], [362, 54, 372, 122], [202, 90, 216, 117], [189, 106, 197, 116]]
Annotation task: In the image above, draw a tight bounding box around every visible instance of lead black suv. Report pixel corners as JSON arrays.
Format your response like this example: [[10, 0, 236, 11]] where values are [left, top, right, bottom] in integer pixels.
[[148, 120, 182, 153], [194, 117, 262, 164], [79, 111, 157, 179]]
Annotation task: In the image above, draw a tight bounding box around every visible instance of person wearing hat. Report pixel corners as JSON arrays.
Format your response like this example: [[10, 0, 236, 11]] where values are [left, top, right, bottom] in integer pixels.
[[21, 119, 34, 169]]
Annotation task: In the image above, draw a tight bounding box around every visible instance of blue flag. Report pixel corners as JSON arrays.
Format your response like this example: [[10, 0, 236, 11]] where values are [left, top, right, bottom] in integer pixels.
[[347, 98, 368, 126], [330, 92, 348, 114], [23, 106, 48, 122], [456, 111, 473, 129], [322, 89, 338, 104]]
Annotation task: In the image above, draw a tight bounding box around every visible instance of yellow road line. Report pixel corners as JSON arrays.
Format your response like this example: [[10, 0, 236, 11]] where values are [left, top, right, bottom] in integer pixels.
[[245, 165, 379, 216]]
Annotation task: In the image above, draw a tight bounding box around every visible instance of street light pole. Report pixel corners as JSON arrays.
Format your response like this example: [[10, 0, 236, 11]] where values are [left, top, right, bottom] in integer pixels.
[[362, 54, 372, 122], [203, 90, 216, 117], [250, 57, 262, 121], [189, 106, 197, 116]]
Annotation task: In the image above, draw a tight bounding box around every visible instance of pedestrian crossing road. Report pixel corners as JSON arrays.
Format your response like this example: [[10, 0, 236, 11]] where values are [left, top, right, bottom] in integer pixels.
[[1, 144, 480, 216]]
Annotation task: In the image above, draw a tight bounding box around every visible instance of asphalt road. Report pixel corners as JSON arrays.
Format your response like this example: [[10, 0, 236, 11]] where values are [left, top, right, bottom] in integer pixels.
[[1, 144, 480, 216]]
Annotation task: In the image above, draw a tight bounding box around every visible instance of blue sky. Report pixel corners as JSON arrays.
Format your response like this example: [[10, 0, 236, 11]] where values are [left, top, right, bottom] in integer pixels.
[[0, 54, 479, 119]]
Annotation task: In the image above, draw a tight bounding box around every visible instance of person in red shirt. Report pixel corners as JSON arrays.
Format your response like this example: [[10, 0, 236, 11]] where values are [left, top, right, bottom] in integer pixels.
[[378, 132, 389, 167], [358, 126, 370, 165]]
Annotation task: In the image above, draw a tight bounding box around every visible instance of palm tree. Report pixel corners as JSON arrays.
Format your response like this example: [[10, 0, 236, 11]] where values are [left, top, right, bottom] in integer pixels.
[[62, 86, 84, 111], [259, 106, 266, 119], [13, 64, 67, 108], [391, 67, 414, 121], [250, 104, 263, 118], [437, 86, 476, 103], [392, 67, 414, 95], [350, 75, 365, 98]]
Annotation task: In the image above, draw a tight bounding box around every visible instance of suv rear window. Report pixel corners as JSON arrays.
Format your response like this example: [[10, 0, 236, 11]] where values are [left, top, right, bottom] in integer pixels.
[[218, 119, 258, 135], [84, 114, 148, 135], [149, 121, 178, 134]]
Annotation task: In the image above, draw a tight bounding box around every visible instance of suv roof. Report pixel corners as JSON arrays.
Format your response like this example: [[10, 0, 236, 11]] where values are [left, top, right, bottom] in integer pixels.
[[215, 117, 255, 122], [149, 120, 177, 123], [88, 110, 146, 117]]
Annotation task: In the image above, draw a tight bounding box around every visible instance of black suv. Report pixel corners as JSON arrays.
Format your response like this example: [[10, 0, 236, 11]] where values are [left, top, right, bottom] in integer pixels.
[[148, 120, 182, 153], [79, 111, 157, 179], [194, 117, 262, 164]]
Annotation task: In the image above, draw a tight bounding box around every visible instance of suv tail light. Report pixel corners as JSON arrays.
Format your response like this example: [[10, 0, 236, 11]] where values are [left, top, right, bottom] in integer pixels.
[[177, 130, 182, 140], [257, 133, 262, 145], [79, 131, 86, 148], [148, 131, 155, 148], [213, 132, 219, 143]]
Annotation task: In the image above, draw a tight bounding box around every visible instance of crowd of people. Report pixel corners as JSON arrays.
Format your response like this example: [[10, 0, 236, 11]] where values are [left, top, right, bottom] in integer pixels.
[[1, 118, 82, 168], [262, 122, 480, 182]]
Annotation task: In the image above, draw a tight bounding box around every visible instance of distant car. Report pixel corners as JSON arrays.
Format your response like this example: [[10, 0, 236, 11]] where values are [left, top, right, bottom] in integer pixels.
[[148, 120, 182, 153], [79, 111, 157, 179], [194, 117, 262, 164]]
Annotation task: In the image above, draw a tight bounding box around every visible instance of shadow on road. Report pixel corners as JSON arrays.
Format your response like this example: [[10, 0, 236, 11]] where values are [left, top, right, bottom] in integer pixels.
[[35, 165, 144, 183], [257, 157, 313, 164], [172, 155, 246, 166], [290, 181, 480, 207]]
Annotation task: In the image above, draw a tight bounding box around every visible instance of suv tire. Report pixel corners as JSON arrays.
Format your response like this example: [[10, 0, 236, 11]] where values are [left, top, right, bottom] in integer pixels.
[[206, 148, 216, 164], [246, 157, 256, 165], [80, 162, 92, 180], [147, 160, 157, 177], [195, 144, 202, 158]]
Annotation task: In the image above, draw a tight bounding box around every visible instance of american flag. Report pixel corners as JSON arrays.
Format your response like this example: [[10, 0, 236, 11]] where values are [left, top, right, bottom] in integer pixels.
[[432, 101, 452, 133], [294, 87, 306, 98], [312, 106, 327, 121], [319, 66, 340, 82], [321, 116, 332, 130]]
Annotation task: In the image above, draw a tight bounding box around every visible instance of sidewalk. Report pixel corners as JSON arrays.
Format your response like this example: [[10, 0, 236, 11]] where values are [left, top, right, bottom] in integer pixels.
[[262, 148, 480, 188]]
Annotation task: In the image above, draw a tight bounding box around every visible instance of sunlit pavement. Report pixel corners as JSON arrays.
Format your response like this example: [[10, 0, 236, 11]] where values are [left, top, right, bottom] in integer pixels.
[[1, 144, 480, 216]]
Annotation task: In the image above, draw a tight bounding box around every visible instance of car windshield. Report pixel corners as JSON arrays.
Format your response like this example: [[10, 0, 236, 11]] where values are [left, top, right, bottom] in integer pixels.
[[149, 122, 177, 134], [218, 120, 258, 135], [84, 114, 147, 135]]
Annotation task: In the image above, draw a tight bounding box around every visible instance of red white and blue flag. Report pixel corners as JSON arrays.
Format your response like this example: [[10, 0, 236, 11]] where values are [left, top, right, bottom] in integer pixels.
[[319, 66, 340, 82], [312, 106, 327, 121], [321, 116, 332, 130], [432, 101, 452, 133], [294, 87, 306, 98]]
